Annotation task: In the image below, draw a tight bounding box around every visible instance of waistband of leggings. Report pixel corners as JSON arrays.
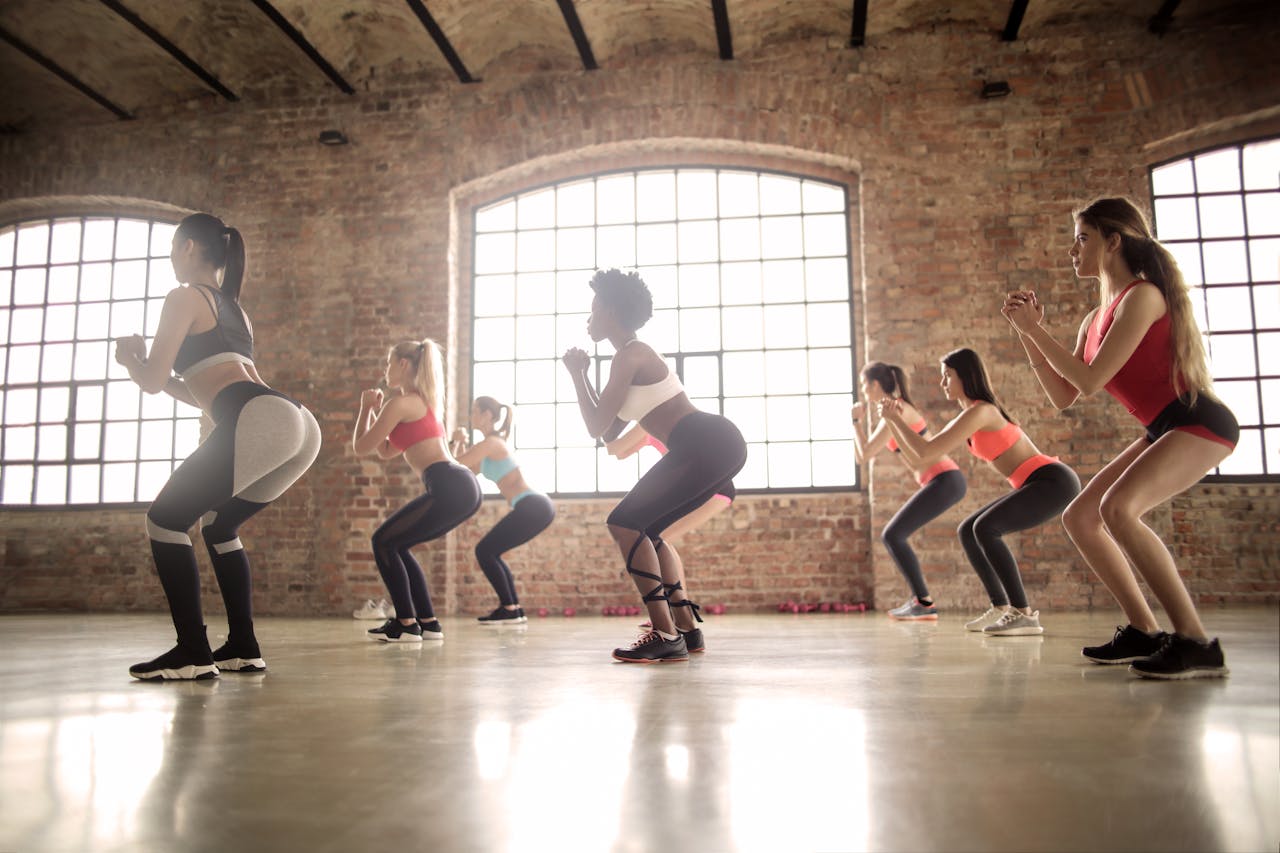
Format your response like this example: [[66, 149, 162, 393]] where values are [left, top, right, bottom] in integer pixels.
[[917, 458, 960, 486], [210, 381, 296, 424], [1007, 454, 1059, 489]]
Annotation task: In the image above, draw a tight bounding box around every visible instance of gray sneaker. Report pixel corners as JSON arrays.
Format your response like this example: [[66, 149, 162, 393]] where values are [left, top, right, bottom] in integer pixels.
[[888, 597, 938, 621], [983, 609, 1043, 636]]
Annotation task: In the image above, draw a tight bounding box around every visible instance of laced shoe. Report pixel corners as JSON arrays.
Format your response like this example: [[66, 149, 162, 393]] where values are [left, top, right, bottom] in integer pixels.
[[367, 619, 423, 643], [352, 598, 388, 620], [130, 641, 219, 681], [1082, 625, 1166, 665], [965, 606, 1007, 632], [1130, 634, 1228, 680], [212, 638, 267, 673], [888, 597, 939, 621], [477, 606, 527, 625], [679, 627, 705, 653], [983, 609, 1044, 636], [612, 630, 689, 663], [418, 619, 445, 641]]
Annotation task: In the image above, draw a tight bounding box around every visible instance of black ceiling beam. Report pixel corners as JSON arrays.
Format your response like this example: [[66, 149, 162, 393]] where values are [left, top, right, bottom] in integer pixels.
[[711, 0, 732, 60], [98, 0, 238, 102], [849, 0, 868, 47], [405, 0, 475, 83], [1001, 0, 1030, 41], [249, 0, 354, 94], [556, 0, 597, 71], [1148, 0, 1182, 35], [0, 24, 133, 119]]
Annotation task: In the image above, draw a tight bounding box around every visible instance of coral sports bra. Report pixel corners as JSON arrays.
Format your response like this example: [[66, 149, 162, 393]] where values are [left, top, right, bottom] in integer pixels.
[[887, 418, 927, 453], [966, 421, 1022, 462]]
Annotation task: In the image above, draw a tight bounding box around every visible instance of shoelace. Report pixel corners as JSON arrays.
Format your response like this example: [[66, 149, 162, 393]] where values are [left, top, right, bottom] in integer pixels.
[[994, 611, 1022, 626], [629, 630, 662, 648]]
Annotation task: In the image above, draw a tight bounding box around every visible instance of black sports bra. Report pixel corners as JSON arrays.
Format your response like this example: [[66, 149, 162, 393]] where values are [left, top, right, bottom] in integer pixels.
[[172, 284, 254, 377]]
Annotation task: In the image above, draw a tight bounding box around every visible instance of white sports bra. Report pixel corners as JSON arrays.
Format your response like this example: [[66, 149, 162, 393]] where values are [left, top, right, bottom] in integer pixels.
[[617, 343, 684, 422]]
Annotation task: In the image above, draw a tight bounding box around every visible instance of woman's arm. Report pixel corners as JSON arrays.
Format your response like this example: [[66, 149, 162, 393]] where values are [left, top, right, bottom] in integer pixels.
[[883, 399, 989, 468], [1007, 284, 1165, 398], [114, 288, 198, 394], [352, 390, 418, 456], [453, 435, 498, 473], [1003, 291, 1087, 410], [563, 347, 630, 440], [605, 423, 651, 459], [850, 401, 892, 465]]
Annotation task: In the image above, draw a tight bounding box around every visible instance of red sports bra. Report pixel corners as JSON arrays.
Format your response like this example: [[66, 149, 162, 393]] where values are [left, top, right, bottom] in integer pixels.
[[388, 408, 444, 452], [967, 421, 1022, 462], [1083, 280, 1181, 426]]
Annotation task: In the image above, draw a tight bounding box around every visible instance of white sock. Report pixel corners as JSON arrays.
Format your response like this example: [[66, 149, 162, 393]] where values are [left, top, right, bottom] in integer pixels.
[[657, 630, 678, 641]]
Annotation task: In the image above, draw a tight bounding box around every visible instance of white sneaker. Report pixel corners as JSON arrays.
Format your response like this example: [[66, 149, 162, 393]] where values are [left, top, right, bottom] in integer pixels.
[[965, 606, 1006, 632], [983, 609, 1044, 636], [352, 599, 387, 620]]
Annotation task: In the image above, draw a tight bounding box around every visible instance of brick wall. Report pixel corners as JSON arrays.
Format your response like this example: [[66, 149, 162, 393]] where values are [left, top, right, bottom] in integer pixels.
[[2, 12, 1278, 618]]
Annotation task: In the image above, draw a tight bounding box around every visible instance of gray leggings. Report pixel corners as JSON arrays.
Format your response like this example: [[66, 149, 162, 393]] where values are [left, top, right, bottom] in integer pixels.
[[883, 469, 967, 600]]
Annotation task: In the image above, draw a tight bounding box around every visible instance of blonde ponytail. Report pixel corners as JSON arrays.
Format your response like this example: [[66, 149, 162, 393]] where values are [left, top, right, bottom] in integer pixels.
[[474, 396, 513, 440], [390, 338, 444, 415]]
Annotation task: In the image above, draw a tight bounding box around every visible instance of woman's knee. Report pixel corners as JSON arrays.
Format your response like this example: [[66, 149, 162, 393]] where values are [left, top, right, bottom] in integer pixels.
[[1098, 489, 1139, 533], [606, 523, 641, 547]]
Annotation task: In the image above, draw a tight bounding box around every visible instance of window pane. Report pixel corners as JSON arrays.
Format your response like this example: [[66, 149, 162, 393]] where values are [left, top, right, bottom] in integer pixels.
[[110, 300, 145, 339], [1217, 428, 1260, 476], [517, 189, 555, 230], [112, 260, 147, 300], [80, 263, 112, 302], [806, 258, 850, 302], [514, 360, 556, 404], [147, 260, 176, 296], [804, 214, 847, 257], [103, 421, 138, 460], [1167, 242, 1203, 286], [14, 267, 45, 304], [646, 309, 678, 353], [82, 220, 115, 261], [809, 349, 854, 393], [722, 306, 764, 350], [44, 305, 76, 342], [677, 220, 719, 263], [807, 303, 851, 347], [556, 313, 589, 356], [15, 222, 49, 265], [1195, 149, 1241, 193], [1258, 332, 1280, 375], [1199, 196, 1245, 239], [557, 180, 595, 227], [33, 466, 67, 504], [39, 386, 69, 421], [1243, 140, 1280, 191], [556, 447, 597, 492], [2, 464, 33, 503], [720, 172, 759, 218], [765, 349, 806, 395], [766, 396, 811, 441], [722, 261, 762, 304], [474, 318, 515, 360], [101, 462, 136, 502], [677, 171, 718, 220], [474, 275, 515, 317], [475, 232, 515, 275], [810, 394, 854, 440], [596, 225, 636, 268], [1154, 197, 1199, 240], [476, 199, 515, 233], [597, 174, 636, 225], [724, 351, 765, 397], [764, 303, 806, 348], [812, 440, 855, 486], [767, 442, 811, 488], [637, 223, 677, 264], [139, 420, 174, 459], [1245, 192, 1280, 237], [642, 265, 677, 308], [680, 308, 721, 351], [762, 260, 805, 303], [1152, 159, 1195, 196], [557, 227, 595, 270], [3, 425, 34, 459], [105, 380, 141, 420], [141, 391, 176, 419], [515, 272, 555, 315], [74, 423, 101, 459], [802, 181, 845, 213], [760, 175, 802, 215], [1214, 379, 1258, 426], [149, 222, 177, 256], [636, 172, 676, 222], [1202, 241, 1248, 284], [682, 355, 720, 397], [1206, 334, 1256, 377], [735, 443, 767, 488], [8, 345, 40, 383], [724, 397, 766, 442], [0, 228, 14, 266], [37, 425, 66, 460], [10, 307, 44, 343], [70, 464, 100, 503], [678, 264, 719, 307], [516, 229, 555, 271], [1255, 284, 1279, 328], [761, 216, 803, 260], [720, 219, 761, 261], [77, 385, 104, 420], [1204, 286, 1254, 331]]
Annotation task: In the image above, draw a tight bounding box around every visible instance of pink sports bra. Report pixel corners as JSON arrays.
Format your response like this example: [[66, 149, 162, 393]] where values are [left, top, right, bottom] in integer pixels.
[[388, 408, 444, 452], [967, 421, 1022, 462]]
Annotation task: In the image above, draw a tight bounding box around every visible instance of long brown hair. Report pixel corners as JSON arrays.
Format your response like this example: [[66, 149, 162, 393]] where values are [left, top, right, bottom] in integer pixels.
[[941, 348, 1017, 425], [861, 361, 914, 406], [176, 213, 245, 302], [389, 338, 444, 415], [1074, 197, 1212, 404]]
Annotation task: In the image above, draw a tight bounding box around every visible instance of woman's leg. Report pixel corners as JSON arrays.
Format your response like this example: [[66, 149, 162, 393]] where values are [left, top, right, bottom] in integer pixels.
[[965, 465, 1080, 612], [1061, 438, 1161, 632], [957, 505, 1010, 607], [883, 471, 967, 602], [475, 495, 555, 607], [1098, 432, 1232, 639]]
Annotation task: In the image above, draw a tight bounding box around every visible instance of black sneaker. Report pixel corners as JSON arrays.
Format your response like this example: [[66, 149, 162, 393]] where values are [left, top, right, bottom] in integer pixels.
[[367, 619, 423, 643], [417, 619, 445, 641], [130, 642, 219, 681], [1082, 625, 1166, 665], [680, 627, 705, 654], [213, 638, 267, 673], [1130, 634, 1229, 680], [477, 606, 528, 625], [612, 630, 689, 663]]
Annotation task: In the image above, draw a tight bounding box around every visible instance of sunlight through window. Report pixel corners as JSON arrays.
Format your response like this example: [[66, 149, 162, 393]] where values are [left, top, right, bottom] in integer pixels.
[[470, 168, 857, 494]]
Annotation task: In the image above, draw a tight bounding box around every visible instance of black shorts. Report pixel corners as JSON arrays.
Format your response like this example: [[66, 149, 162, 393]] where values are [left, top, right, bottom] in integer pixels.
[[1144, 395, 1238, 449]]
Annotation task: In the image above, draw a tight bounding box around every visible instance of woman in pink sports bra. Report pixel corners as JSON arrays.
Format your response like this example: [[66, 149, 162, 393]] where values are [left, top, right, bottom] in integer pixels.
[[1002, 197, 1237, 680], [852, 361, 966, 622], [882, 348, 1080, 637], [351, 338, 481, 643]]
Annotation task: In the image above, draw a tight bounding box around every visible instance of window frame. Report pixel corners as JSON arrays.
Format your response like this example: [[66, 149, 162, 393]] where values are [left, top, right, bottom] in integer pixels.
[[0, 213, 203, 510], [466, 164, 860, 498]]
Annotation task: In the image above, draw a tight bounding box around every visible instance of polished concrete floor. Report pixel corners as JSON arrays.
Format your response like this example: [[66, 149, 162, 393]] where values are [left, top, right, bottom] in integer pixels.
[[0, 608, 1275, 853]]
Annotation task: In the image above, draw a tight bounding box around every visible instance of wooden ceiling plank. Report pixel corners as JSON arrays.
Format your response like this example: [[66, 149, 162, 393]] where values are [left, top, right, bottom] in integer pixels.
[[97, 0, 238, 101], [249, 0, 354, 94], [0, 23, 133, 120], [404, 0, 475, 83]]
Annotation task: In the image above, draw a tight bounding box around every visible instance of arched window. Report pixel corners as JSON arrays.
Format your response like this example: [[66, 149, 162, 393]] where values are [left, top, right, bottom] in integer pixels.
[[1150, 137, 1280, 478], [0, 216, 201, 505], [469, 167, 857, 495]]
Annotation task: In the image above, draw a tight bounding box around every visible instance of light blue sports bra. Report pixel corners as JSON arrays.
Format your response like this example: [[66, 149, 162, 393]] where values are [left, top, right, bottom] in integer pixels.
[[480, 454, 519, 484]]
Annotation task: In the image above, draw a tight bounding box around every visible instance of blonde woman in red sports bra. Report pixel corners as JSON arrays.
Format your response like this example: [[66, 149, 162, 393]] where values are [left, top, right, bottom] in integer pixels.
[[1003, 197, 1238, 679], [882, 348, 1080, 637], [351, 338, 482, 643]]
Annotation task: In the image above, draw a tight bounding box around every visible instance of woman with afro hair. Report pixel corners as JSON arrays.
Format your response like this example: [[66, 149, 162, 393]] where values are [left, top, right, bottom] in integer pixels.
[[563, 269, 747, 663]]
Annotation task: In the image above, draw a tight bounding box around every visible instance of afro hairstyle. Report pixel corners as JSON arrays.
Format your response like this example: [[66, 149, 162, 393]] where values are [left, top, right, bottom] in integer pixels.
[[589, 268, 653, 332]]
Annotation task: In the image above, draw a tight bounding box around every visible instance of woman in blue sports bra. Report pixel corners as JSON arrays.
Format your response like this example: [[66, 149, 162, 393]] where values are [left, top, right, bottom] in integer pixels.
[[563, 268, 747, 663], [450, 396, 555, 625]]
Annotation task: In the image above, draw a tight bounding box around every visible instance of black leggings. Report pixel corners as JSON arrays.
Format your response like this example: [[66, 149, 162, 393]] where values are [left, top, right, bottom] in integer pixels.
[[957, 461, 1080, 609], [373, 461, 482, 621], [475, 492, 556, 606], [883, 469, 967, 600], [146, 382, 321, 649]]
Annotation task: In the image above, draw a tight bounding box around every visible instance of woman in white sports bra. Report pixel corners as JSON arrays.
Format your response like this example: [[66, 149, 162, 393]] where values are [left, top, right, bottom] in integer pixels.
[[563, 268, 747, 663]]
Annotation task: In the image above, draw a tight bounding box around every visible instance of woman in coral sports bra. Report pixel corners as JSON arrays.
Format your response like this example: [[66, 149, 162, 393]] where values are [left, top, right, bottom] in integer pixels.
[[1003, 197, 1238, 679], [852, 361, 966, 621], [351, 338, 481, 643], [882, 348, 1080, 637]]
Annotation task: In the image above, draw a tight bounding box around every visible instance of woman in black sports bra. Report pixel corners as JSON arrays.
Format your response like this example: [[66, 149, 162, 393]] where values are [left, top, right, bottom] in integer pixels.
[[114, 213, 321, 680]]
